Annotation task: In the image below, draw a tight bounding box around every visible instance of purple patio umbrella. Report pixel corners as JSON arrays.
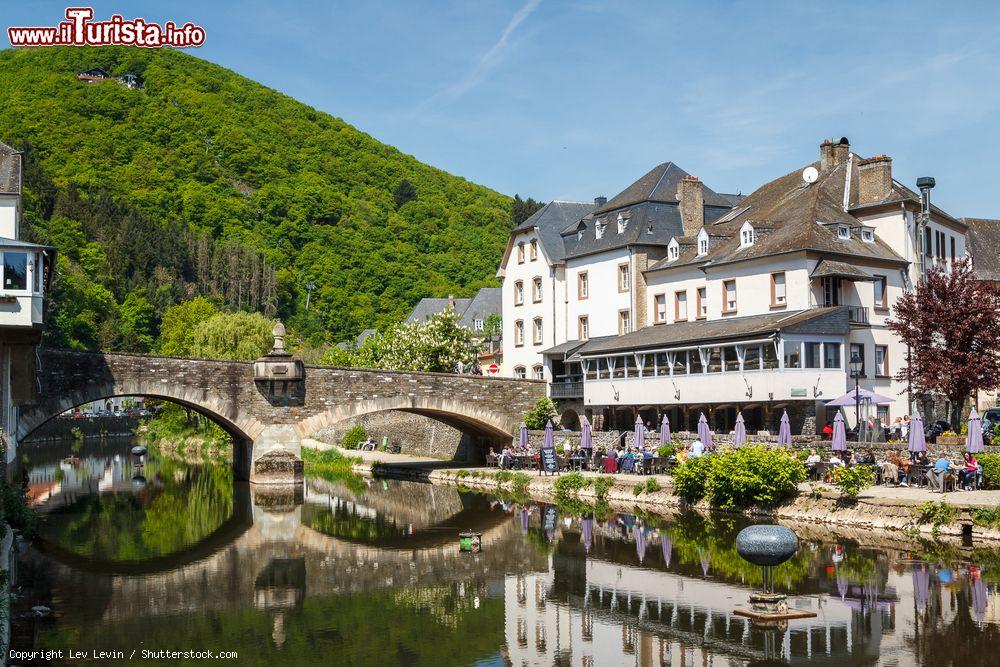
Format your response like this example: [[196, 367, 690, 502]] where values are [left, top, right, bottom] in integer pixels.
[[633, 415, 645, 449], [580, 415, 593, 450], [778, 410, 792, 448], [519, 506, 530, 536], [831, 412, 848, 452], [913, 565, 930, 610], [660, 414, 671, 447], [519, 422, 529, 448], [661, 536, 673, 568], [544, 420, 554, 449], [908, 411, 927, 453], [634, 525, 647, 563], [733, 412, 747, 446], [971, 575, 988, 625], [697, 413, 713, 450], [826, 387, 895, 407], [582, 517, 593, 552], [967, 408, 985, 454]]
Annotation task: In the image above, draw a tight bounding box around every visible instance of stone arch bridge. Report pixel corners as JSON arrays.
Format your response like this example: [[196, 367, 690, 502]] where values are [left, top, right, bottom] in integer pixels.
[[20, 349, 545, 483]]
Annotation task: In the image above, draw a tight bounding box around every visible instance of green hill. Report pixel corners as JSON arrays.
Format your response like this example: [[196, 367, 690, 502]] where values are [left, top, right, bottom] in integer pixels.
[[0, 46, 515, 349]]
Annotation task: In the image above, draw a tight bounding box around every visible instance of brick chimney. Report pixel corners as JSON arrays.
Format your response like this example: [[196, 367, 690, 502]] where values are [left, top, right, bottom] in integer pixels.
[[820, 139, 835, 171], [832, 136, 850, 165], [858, 155, 893, 204], [677, 175, 704, 236], [594, 196, 607, 207]]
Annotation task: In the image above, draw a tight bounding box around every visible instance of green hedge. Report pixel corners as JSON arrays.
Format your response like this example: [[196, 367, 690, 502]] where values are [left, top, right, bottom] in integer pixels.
[[673, 446, 806, 508], [980, 454, 1000, 488]]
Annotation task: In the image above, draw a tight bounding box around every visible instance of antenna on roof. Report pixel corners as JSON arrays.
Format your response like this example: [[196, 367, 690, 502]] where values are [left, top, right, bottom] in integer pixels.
[[802, 166, 819, 184]]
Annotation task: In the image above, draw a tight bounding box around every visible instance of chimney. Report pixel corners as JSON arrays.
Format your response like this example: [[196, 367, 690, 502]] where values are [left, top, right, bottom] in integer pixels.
[[832, 136, 850, 165], [594, 196, 607, 207], [820, 139, 835, 171], [858, 155, 893, 204], [677, 175, 704, 236]]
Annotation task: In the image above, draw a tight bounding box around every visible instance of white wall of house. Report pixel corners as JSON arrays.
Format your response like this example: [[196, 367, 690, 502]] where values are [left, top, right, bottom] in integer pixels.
[[0, 197, 18, 241], [566, 247, 632, 340]]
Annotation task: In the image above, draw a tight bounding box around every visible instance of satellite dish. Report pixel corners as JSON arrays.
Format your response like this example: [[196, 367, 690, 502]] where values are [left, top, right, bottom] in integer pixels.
[[802, 166, 819, 184]]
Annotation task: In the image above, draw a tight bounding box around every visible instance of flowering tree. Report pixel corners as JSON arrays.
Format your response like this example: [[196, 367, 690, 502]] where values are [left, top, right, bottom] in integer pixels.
[[887, 259, 1000, 426]]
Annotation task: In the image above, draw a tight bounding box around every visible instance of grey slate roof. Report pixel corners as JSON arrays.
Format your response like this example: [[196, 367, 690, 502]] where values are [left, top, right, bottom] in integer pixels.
[[355, 328, 376, 346], [592, 162, 739, 214], [964, 217, 1000, 280], [457, 287, 501, 329], [0, 141, 22, 196], [810, 259, 874, 281], [513, 200, 596, 264], [405, 297, 472, 324], [574, 308, 849, 356]]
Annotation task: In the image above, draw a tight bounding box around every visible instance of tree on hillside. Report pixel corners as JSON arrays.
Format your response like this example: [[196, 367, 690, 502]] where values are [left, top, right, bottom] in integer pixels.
[[158, 297, 219, 356], [512, 195, 545, 227], [190, 311, 274, 361], [115, 293, 156, 353], [887, 259, 1000, 426], [393, 179, 418, 208]]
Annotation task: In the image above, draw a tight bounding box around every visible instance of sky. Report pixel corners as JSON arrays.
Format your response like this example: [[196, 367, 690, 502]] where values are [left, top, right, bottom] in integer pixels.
[[5, 1, 1000, 216]]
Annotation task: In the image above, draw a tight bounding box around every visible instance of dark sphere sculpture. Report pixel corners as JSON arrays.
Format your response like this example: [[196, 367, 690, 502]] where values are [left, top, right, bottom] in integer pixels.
[[735, 525, 799, 567]]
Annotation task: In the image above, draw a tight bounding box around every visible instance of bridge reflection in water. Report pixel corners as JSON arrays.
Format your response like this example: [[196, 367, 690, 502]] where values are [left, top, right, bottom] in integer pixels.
[[16, 449, 1000, 665]]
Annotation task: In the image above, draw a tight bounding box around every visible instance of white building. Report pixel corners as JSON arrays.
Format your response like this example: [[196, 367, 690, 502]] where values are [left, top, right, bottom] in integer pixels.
[[502, 137, 973, 436], [0, 141, 55, 463]]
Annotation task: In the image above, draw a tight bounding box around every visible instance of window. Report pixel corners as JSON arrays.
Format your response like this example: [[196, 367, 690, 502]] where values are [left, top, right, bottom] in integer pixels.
[[617, 215, 628, 234], [32, 252, 42, 292], [784, 341, 801, 369], [850, 343, 866, 377], [689, 349, 704, 373], [861, 229, 874, 243], [532, 317, 543, 345], [804, 342, 822, 368], [770, 272, 786, 307], [596, 221, 606, 239], [762, 344, 779, 369], [529, 239, 538, 261], [517, 242, 525, 264], [618, 309, 631, 335], [837, 225, 850, 239], [578, 271, 589, 299], [532, 365, 544, 380], [577, 229, 584, 241], [532, 276, 543, 303], [697, 287, 707, 318], [654, 294, 667, 323], [514, 280, 524, 306], [875, 345, 889, 376], [698, 230, 709, 256], [514, 320, 525, 346], [743, 344, 761, 371], [873, 275, 888, 310], [672, 353, 687, 375], [668, 240, 679, 261], [514, 366, 526, 379], [824, 342, 841, 369], [950, 236, 956, 262], [674, 291, 687, 321], [722, 279, 737, 313], [724, 346, 740, 372], [707, 347, 723, 373], [740, 221, 754, 247], [578, 316, 589, 340], [618, 263, 630, 292], [2, 252, 27, 291], [822, 277, 840, 307], [924, 227, 932, 257], [473, 318, 484, 331]]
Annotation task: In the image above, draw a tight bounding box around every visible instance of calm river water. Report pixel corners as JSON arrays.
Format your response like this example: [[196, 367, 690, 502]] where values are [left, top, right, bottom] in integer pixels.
[[9, 439, 1000, 666]]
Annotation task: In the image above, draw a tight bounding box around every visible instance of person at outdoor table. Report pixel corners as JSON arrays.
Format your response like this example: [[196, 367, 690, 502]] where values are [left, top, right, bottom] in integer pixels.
[[960, 452, 979, 491], [689, 437, 705, 458], [890, 417, 903, 441], [822, 421, 834, 440], [486, 447, 498, 467], [828, 453, 845, 468], [805, 448, 821, 468], [928, 455, 956, 491], [498, 445, 513, 469]]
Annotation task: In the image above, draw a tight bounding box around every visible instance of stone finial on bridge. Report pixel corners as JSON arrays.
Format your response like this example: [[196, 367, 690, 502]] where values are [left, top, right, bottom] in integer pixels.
[[270, 321, 288, 356], [253, 319, 305, 401]]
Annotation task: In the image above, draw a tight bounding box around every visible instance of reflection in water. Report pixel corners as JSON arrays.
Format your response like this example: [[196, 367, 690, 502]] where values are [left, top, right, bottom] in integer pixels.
[[12, 444, 1000, 666]]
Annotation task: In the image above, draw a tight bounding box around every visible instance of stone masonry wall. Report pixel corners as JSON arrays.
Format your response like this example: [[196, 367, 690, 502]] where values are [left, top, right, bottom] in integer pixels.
[[313, 411, 468, 460]]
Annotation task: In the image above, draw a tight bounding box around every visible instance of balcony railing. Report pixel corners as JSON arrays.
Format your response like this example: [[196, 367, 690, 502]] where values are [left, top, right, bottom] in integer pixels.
[[847, 306, 869, 325], [550, 381, 583, 399]]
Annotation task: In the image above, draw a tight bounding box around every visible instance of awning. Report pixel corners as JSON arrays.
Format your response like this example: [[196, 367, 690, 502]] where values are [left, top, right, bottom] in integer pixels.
[[539, 340, 588, 357], [810, 259, 874, 281]]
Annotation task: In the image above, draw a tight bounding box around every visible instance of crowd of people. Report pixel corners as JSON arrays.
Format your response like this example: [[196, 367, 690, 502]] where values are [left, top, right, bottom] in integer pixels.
[[804, 446, 981, 491]]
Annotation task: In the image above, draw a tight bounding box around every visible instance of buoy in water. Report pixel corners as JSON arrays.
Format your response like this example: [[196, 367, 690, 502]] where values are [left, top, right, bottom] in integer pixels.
[[459, 531, 482, 553], [131, 445, 147, 457]]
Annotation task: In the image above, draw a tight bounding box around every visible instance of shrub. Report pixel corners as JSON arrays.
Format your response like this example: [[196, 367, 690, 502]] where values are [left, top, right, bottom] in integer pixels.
[[917, 500, 959, 534], [832, 465, 876, 499], [511, 472, 531, 494], [644, 477, 661, 493], [455, 469, 470, 479], [522, 397, 559, 430], [341, 425, 366, 449], [980, 454, 1000, 488], [0, 478, 37, 535], [672, 455, 715, 503], [554, 472, 589, 496], [656, 444, 675, 457], [673, 446, 806, 508], [972, 504, 1000, 529], [632, 483, 645, 496], [592, 477, 614, 500]]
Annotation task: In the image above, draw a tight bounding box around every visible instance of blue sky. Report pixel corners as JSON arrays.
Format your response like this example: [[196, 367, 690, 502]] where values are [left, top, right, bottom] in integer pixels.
[[6, 1, 1000, 215]]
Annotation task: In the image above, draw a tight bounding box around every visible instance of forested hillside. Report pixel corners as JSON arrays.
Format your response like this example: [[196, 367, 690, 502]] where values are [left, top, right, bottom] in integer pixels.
[[0, 46, 519, 349]]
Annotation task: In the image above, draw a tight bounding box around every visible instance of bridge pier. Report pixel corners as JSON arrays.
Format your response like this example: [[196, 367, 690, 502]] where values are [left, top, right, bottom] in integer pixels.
[[249, 425, 303, 485]]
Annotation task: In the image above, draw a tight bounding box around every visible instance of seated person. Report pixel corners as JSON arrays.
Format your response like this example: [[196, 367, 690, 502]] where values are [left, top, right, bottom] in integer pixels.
[[689, 438, 705, 458], [498, 446, 514, 469], [486, 447, 498, 466], [805, 449, 822, 466], [828, 453, 845, 468], [960, 452, 979, 490], [928, 455, 956, 491]]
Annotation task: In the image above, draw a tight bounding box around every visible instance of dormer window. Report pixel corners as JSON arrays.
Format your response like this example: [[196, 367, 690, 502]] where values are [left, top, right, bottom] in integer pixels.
[[617, 214, 628, 234], [577, 229, 584, 241], [647, 224, 653, 235], [697, 229, 709, 257], [837, 225, 851, 240], [739, 221, 755, 248], [861, 228, 874, 243], [596, 220, 606, 239], [667, 238, 679, 261]]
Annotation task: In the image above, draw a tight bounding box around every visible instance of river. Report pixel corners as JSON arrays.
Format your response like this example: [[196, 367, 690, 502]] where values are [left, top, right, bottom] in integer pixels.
[[9, 438, 1000, 665]]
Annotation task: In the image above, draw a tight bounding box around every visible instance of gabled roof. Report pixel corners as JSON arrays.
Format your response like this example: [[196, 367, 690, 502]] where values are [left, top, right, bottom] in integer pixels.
[[964, 217, 1000, 280], [810, 259, 874, 281], [592, 162, 739, 214], [506, 200, 596, 266], [0, 141, 22, 196], [405, 297, 472, 323], [574, 308, 850, 356], [457, 287, 500, 329]]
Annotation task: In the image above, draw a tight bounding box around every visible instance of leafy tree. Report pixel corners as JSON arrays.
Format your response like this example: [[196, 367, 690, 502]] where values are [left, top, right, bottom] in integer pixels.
[[483, 313, 502, 338], [887, 259, 1000, 427], [116, 293, 156, 352], [158, 297, 220, 356], [523, 397, 558, 430], [393, 179, 417, 207], [190, 311, 274, 361], [512, 194, 545, 226]]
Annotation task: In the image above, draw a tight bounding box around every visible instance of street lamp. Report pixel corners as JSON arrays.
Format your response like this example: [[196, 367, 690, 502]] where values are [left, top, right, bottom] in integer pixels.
[[850, 353, 863, 442]]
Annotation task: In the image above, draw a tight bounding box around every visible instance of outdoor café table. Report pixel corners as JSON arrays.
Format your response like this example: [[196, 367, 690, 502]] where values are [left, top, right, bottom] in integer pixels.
[[567, 455, 585, 471]]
